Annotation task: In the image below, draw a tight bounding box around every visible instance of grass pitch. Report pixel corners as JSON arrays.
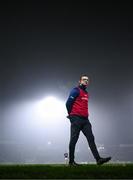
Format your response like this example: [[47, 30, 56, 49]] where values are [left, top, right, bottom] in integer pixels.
[[0, 163, 133, 179]]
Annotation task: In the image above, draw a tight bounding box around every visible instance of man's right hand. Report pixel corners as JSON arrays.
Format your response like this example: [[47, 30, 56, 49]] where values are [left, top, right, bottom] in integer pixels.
[[66, 115, 70, 119]]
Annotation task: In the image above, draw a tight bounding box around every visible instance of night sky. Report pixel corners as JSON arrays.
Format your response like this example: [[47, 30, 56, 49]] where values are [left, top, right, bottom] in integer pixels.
[[0, 2, 133, 163]]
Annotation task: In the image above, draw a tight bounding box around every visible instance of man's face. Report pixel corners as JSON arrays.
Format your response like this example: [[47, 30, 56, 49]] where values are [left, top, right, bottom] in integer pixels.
[[79, 76, 90, 86]]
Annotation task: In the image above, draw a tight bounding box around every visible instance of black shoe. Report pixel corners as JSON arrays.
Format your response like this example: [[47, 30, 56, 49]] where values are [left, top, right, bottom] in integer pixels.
[[97, 157, 111, 165], [69, 161, 80, 166]]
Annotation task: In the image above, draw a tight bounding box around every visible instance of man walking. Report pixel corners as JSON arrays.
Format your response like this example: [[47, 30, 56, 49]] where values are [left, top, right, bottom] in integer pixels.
[[66, 75, 111, 166]]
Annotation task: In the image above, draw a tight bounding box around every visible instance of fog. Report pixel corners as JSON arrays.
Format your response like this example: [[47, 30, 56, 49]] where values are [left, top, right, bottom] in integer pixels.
[[1, 89, 133, 163], [1, 1, 133, 163]]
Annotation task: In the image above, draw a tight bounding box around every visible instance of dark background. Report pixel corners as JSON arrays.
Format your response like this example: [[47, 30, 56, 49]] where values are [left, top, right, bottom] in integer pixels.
[[0, 2, 133, 163]]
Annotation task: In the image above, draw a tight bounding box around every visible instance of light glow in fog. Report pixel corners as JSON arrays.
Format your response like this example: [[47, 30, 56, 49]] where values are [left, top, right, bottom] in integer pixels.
[[36, 96, 65, 119]]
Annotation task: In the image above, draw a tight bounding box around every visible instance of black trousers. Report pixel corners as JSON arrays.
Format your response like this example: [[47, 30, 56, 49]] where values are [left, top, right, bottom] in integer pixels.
[[69, 116, 100, 163]]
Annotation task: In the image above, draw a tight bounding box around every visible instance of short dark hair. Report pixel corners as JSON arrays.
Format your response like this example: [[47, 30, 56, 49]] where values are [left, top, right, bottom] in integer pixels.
[[79, 74, 89, 80]]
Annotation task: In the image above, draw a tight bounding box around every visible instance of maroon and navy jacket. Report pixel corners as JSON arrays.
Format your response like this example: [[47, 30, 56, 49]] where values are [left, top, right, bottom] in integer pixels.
[[66, 85, 89, 118]]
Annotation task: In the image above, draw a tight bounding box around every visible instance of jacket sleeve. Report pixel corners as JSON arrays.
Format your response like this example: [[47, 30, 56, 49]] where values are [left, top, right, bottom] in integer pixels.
[[66, 87, 79, 114]]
